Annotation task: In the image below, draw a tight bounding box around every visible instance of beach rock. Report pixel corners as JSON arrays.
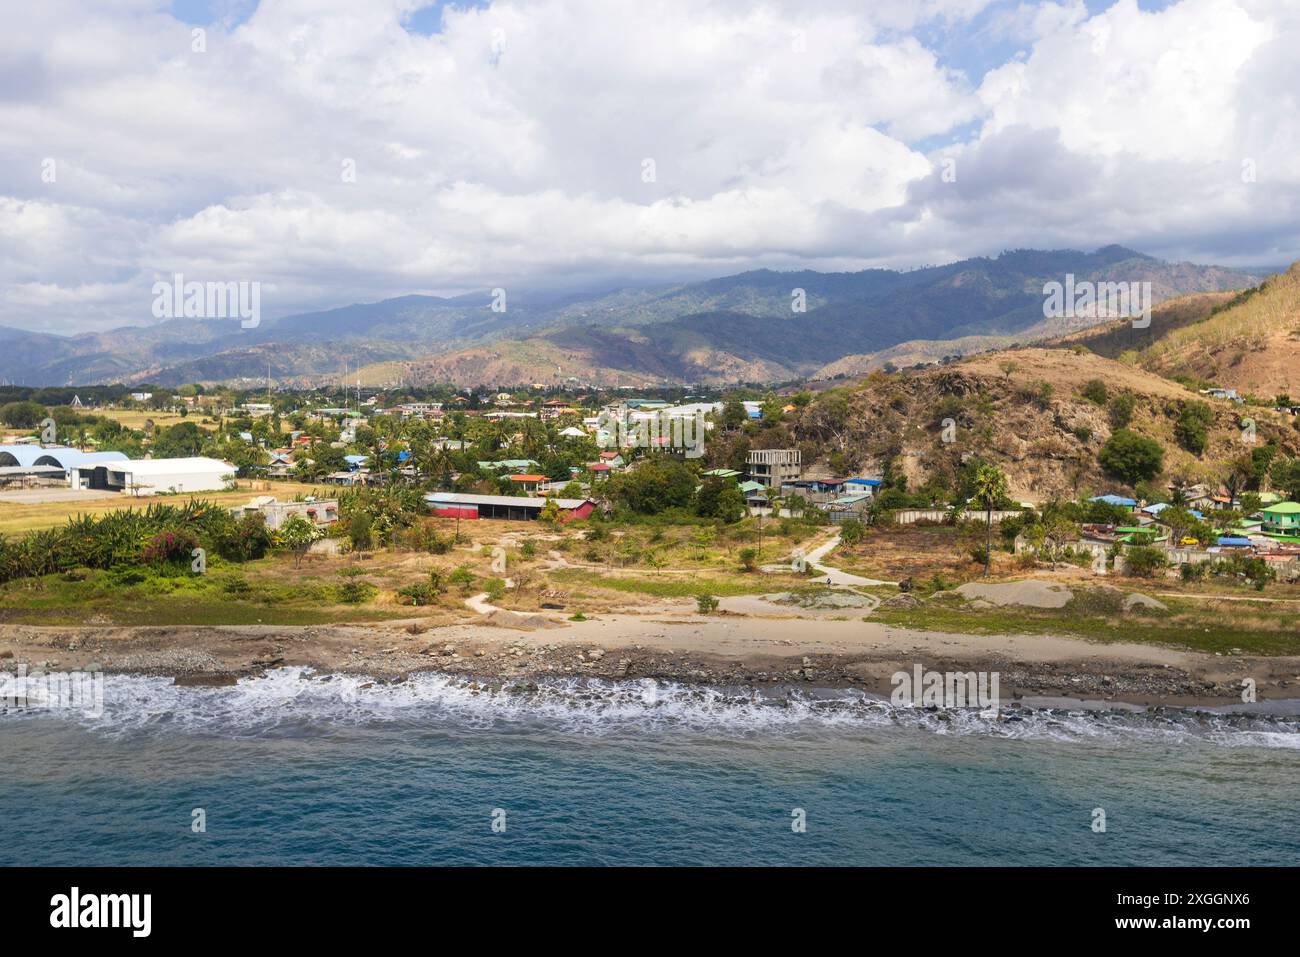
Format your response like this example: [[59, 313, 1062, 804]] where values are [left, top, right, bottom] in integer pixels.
[[1123, 593, 1167, 612], [954, 580, 1073, 609], [173, 674, 238, 687], [774, 590, 874, 610]]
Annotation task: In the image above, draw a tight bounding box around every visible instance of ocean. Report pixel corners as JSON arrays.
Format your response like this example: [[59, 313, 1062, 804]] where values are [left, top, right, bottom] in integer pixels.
[[2, 668, 1298, 866]]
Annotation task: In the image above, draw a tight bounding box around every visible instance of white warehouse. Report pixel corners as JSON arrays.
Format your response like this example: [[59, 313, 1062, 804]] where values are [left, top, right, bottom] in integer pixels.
[[96, 457, 236, 496]]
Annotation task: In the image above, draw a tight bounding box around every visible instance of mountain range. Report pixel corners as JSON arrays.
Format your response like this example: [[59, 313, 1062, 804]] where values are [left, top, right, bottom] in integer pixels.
[[0, 246, 1264, 388]]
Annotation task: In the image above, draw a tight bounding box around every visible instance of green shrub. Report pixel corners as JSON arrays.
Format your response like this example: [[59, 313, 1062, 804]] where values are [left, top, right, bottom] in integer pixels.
[[1099, 429, 1164, 484], [392, 522, 452, 554], [1108, 393, 1135, 428], [1081, 379, 1108, 405], [1174, 400, 1213, 455], [348, 513, 373, 550], [695, 593, 720, 614], [336, 571, 375, 604], [1124, 546, 1167, 578], [449, 564, 477, 593]]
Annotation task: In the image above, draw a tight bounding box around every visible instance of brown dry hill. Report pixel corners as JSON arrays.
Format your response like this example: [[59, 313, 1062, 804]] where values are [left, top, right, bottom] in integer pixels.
[[813, 289, 1248, 380], [783, 347, 1300, 500], [1045, 289, 1239, 360], [356, 332, 789, 390], [1134, 262, 1300, 398]]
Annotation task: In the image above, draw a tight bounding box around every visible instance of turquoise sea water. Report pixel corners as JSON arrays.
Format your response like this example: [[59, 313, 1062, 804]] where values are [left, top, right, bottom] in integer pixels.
[[2, 669, 1298, 866]]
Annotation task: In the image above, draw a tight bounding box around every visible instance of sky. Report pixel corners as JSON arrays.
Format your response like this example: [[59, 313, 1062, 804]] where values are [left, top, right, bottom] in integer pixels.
[[2, 0, 1298, 334]]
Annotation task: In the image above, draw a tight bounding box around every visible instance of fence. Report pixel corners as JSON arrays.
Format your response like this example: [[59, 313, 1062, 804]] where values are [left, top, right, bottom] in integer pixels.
[[892, 508, 1024, 525]]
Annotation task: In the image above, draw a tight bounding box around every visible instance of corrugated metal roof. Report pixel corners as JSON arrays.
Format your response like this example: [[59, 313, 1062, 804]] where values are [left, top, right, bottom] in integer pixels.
[[425, 492, 589, 509], [108, 457, 235, 476], [36, 450, 129, 469], [0, 444, 66, 467]]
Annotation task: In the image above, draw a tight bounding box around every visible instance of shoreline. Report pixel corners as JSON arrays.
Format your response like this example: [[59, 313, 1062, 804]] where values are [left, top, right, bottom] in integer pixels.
[[4, 610, 1297, 712]]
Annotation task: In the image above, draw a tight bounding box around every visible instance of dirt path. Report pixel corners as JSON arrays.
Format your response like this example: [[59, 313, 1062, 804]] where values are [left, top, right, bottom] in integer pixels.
[[800, 531, 895, 586]]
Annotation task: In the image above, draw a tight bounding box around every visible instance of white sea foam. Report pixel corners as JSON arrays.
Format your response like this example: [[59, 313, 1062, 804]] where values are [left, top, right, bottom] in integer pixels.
[[4, 667, 1299, 748]]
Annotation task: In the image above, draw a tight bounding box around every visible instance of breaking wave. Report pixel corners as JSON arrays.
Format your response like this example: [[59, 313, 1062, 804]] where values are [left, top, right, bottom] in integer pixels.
[[4, 667, 1299, 748]]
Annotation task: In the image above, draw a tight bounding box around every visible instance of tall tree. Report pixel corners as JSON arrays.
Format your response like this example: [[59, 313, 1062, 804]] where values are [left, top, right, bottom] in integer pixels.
[[972, 463, 1010, 577]]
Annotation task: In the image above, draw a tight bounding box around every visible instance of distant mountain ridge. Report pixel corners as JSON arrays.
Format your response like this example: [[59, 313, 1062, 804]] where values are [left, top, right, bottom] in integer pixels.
[[0, 246, 1263, 387]]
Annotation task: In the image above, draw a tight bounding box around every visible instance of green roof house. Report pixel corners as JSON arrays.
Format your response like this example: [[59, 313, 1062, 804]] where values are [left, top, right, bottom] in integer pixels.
[[1261, 501, 1300, 537]]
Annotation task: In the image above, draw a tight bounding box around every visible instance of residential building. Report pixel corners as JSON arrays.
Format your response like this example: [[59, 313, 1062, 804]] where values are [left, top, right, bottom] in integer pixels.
[[843, 477, 883, 496], [746, 448, 801, 488], [505, 473, 547, 493], [1262, 502, 1300, 537], [233, 496, 339, 530]]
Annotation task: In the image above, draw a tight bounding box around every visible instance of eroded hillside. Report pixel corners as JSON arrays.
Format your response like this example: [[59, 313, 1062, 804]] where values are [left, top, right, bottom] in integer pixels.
[[769, 348, 1300, 500]]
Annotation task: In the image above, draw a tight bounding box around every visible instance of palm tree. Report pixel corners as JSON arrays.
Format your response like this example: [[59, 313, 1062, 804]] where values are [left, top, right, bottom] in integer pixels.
[[972, 464, 1010, 577]]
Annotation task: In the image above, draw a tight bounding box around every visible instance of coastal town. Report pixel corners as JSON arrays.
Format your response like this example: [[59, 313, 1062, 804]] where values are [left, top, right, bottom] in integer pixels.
[[6, 0, 1300, 893], [3, 385, 1298, 563], [2, 372, 1299, 707]]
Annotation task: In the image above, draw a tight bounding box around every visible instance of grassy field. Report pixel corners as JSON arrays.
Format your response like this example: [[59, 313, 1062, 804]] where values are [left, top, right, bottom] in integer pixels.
[[548, 566, 813, 599], [0, 480, 327, 535], [98, 410, 219, 431], [873, 588, 1300, 655], [0, 565, 413, 626]]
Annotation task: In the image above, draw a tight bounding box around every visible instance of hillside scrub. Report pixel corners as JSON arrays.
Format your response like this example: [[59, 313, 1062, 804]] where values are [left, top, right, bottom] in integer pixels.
[[781, 348, 1299, 501]]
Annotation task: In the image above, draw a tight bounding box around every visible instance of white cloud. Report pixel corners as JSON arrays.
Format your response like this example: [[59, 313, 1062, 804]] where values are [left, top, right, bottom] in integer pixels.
[[1, 0, 1298, 334]]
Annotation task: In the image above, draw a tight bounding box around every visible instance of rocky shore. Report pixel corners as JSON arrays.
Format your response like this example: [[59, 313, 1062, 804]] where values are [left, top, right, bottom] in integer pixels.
[[3, 616, 1295, 709]]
